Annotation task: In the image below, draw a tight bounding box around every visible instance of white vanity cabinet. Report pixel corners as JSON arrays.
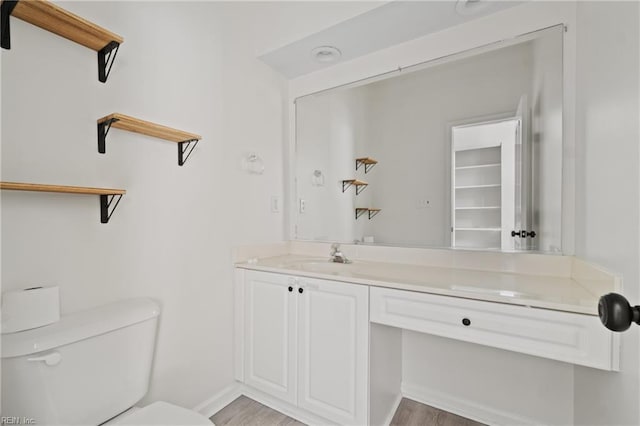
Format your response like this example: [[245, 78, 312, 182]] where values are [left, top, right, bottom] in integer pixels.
[[370, 286, 618, 371], [240, 269, 369, 425]]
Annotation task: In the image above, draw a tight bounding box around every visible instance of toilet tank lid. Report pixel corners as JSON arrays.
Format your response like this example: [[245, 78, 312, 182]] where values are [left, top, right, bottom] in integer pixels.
[[1, 298, 160, 358]]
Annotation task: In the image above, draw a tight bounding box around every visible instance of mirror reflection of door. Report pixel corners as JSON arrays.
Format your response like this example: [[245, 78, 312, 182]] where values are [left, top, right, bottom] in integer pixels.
[[451, 97, 532, 251]]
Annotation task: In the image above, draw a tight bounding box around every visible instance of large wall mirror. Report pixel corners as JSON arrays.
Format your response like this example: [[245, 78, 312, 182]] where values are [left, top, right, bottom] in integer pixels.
[[294, 25, 563, 253]]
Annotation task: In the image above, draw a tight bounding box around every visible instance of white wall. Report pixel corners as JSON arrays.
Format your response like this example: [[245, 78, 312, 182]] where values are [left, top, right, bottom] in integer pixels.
[[573, 2, 640, 425], [289, 2, 579, 424], [0, 0, 369, 412], [402, 331, 574, 425]]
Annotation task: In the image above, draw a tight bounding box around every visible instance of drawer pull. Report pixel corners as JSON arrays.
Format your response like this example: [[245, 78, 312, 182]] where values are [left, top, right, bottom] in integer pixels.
[[462, 318, 471, 326], [288, 286, 293, 292], [299, 288, 304, 294]]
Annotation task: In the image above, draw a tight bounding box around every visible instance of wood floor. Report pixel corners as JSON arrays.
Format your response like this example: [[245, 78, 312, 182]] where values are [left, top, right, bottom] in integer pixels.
[[210, 395, 304, 426], [210, 396, 485, 426], [389, 398, 485, 426]]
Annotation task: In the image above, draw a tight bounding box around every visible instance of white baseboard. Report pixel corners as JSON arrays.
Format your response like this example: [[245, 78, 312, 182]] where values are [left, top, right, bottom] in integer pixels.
[[401, 382, 538, 426], [193, 382, 243, 418], [196, 382, 537, 426], [193, 383, 333, 425], [382, 393, 403, 426]]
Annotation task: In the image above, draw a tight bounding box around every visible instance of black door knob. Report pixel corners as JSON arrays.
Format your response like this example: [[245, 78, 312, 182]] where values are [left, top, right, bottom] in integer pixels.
[[298, 288, 304, 294], [288, 286, 293, 292], [598, 293, 640, 332]]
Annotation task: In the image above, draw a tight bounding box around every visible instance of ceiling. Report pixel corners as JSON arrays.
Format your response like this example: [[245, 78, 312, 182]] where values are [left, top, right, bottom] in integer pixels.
[[259, 0, 524, 79]]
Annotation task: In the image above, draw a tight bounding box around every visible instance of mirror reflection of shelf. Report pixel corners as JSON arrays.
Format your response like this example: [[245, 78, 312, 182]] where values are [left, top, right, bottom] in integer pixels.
[[455, 206, 500, 210], [455, 163, 501, 171], [355, 208, 381, 220], [342, 179, 368, 195], [455, 184, 501, 190], [355, 157, 378, 173]]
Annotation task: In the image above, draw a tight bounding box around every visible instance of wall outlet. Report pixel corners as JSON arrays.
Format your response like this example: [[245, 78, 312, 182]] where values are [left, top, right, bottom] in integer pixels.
[[271, 196, 280, 213], [299, 199, 306, 214], [416, 199, 430, 209]]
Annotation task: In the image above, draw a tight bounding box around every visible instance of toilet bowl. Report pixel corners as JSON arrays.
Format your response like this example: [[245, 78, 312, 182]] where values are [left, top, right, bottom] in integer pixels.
[[1, 298, 212, 425]]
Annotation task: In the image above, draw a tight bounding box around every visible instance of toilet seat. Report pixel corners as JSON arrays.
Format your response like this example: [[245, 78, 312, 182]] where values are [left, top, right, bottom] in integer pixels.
[[111, 401, 213, 425]]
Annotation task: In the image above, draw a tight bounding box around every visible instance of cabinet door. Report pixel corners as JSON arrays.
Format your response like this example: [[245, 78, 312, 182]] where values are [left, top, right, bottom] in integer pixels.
[[297, 277, 369, 425], [244, 270, 297, 404]]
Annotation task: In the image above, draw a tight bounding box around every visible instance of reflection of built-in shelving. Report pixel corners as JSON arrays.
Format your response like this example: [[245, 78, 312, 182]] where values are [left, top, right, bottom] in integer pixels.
[[355, 208, 381, 220], [97, 113, 202, 166], [0, 181, 126, 223], [342, 179, 368, 195], [1, 0, 124, 82], [355, 157, 378, 173], [453, 145, 502, 249]]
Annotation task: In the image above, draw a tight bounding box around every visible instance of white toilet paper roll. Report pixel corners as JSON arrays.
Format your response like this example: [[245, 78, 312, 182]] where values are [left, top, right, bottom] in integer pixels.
[[1, 286, 60, 334]]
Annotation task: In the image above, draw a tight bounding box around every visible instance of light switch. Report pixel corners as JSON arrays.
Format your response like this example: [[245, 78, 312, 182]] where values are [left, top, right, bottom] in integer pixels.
[[271, 196, 280, 213]]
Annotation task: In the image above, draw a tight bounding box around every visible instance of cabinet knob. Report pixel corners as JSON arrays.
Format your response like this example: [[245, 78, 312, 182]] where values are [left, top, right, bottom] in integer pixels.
[[288, 286, 293, 292], [462, 318, 471, 326], [298, 288, 304, 294]]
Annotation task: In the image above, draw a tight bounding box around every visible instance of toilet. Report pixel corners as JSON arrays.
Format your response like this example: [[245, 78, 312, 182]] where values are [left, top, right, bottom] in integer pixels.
[[1, 298, 212, 425]]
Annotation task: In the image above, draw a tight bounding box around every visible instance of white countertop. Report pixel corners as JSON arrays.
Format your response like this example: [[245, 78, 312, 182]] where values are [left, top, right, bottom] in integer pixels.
[[236, 254, 615, 315]]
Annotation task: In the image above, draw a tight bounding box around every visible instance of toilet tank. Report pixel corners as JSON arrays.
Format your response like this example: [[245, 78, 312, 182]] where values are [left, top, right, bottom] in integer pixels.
[[1, 298, 160, 425]]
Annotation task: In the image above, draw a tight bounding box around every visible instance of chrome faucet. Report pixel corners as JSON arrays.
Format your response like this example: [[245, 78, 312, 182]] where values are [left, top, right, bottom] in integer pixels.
[[330, 243, 351, 264]]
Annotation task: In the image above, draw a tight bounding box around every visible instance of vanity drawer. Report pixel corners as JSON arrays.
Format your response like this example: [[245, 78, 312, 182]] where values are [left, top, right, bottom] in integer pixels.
[[370, 287, 618, 371]]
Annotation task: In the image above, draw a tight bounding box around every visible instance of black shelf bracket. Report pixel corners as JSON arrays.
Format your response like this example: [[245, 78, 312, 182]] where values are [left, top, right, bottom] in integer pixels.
[[355, 159, 376, 174], [178, 139, 199, 166], [1, 1, 19, 50], [355, 209, 381, 220], [97, 117, 120, 154], [98, 40, 120, 83], [99, 194, 123, 224]]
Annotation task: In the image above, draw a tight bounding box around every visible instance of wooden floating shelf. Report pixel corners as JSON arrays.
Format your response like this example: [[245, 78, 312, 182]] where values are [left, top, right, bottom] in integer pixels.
[[355, 208, 381, 220], [355, 157, 378, 173], [0, 181, 125, 223], [342, 179, 368, 195], [97, 113, 202, 166], [1, 0, 124, 82]]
